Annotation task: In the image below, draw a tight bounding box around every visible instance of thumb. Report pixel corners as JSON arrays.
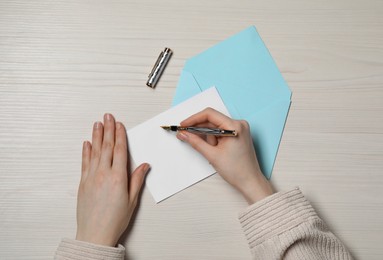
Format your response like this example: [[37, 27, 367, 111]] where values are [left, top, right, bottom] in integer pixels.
[[129, 163, 150, 201], [176, 131, 215, 162]]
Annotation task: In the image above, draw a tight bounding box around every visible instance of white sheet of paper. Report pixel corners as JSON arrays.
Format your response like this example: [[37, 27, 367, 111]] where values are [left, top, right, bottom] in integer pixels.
[[127, 87, 231, 203]]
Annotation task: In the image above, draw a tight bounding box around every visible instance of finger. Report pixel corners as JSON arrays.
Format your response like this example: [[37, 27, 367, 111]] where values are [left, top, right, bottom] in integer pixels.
[[90, 121, 104, 171], [112, 122, 128, 171], [176, 131, 216, 162], [100, 113, 115, 168], [206, 135, 218, 146], [180, 107, 233, 128], [129, 163, 150, 202], [81, 141, 92, 180]]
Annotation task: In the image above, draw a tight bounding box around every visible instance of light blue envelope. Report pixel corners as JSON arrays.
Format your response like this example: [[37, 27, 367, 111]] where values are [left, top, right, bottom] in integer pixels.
[[172, 26, 292, 179]]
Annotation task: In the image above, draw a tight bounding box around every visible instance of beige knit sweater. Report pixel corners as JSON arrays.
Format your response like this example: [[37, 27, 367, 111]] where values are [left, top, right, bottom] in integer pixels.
[[55, 188, 353, 260]]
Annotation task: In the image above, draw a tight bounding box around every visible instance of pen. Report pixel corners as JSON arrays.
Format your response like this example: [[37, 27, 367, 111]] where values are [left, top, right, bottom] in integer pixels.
[[161, 125, 237, 137], [147, 48, 173, 88]]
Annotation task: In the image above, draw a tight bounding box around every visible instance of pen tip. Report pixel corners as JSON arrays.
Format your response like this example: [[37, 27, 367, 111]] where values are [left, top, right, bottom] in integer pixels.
[[160, 126, 170, 130]]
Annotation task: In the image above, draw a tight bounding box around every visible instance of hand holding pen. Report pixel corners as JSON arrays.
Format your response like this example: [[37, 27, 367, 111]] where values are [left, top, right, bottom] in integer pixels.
[[173, 108, 274, 204]]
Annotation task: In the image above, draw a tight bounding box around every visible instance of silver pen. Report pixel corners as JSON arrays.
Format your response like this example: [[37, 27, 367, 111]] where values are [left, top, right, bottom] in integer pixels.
[[146, 48, 173, 88], [161, 125, 237, 137]]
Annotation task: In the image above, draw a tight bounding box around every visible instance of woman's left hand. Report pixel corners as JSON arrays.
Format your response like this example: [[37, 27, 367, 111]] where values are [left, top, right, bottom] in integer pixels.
[[76, 113, 150, 247]]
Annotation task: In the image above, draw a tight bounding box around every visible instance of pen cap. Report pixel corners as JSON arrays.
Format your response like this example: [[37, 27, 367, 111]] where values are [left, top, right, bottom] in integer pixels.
[[146, 48, 173, 88]]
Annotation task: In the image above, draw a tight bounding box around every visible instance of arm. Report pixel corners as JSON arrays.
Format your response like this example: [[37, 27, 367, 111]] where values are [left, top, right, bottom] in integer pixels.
[[178, 108, 353, 260], [55, 114, 150, 259], [239, 188, 353, 259]]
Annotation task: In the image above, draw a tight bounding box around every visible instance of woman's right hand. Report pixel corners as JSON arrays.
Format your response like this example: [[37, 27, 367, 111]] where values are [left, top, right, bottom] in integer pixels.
[[176, 108, 274, 204]]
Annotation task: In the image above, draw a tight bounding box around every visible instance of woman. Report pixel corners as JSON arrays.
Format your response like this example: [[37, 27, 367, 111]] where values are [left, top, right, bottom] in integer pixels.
[[55, 108, 353, 260]]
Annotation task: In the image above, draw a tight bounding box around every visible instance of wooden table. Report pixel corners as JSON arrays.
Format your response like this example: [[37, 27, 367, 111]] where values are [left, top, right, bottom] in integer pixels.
[[1, 0, 382, 259]]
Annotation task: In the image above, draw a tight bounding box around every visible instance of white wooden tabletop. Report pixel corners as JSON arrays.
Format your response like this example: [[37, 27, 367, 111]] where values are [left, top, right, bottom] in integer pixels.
[[1, 0, 382, 259]]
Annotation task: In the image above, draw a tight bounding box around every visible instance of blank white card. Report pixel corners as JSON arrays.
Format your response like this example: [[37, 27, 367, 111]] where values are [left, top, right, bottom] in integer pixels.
[[127, 87, 231, 203]]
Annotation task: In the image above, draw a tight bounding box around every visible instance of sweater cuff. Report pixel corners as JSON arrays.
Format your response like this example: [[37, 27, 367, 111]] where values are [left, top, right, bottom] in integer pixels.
[[239, 188, 318, 250], [55, 238, 125, 260]]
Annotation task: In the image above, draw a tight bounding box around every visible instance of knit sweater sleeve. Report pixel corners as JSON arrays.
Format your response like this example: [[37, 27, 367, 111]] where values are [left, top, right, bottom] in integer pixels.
[[54, 238, 125, 260], [239, 188, 353, 260]]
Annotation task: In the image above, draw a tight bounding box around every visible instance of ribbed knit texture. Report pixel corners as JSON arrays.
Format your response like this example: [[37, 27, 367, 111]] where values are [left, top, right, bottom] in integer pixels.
[[54, 238, 125, 260], [239, 188, 353, 260], [55, 188, 353, 259]]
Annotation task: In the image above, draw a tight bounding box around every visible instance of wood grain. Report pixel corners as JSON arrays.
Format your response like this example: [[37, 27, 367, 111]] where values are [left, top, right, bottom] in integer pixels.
[[1, 0, 382, 259]]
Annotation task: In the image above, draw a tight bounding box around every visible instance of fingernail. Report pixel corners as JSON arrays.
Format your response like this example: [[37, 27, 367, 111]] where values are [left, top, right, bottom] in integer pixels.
[[94, 121, 101, 129], [105, 113, 112, 121], [177, 132, 188, 141], [83, 141, 89, 149], [143, 163, 151, 174], [116, 122, 121, 129]]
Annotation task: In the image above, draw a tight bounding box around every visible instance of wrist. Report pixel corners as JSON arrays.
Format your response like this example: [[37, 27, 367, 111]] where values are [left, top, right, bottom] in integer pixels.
[[238, 173, 274, 204]]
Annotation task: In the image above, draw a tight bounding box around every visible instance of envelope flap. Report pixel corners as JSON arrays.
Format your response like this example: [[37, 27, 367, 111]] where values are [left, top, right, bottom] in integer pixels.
[[184, 26, 291, 118]]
